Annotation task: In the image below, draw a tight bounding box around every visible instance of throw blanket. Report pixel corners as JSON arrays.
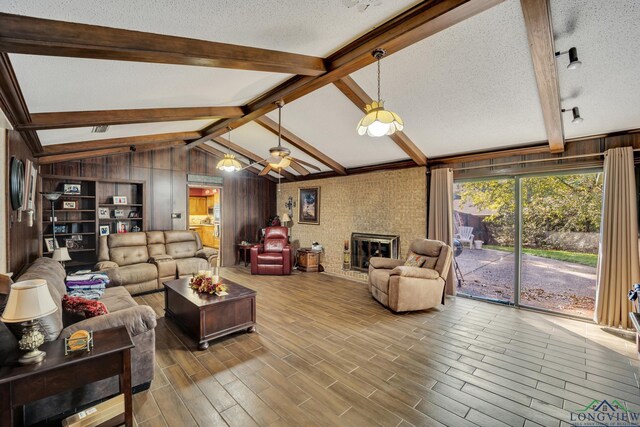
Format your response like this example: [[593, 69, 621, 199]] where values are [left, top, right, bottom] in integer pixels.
[[66, 272, 110, 300]]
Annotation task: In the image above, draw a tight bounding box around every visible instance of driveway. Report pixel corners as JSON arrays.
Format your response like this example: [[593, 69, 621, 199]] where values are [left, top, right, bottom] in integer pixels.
[[454, 247, 596, 318]]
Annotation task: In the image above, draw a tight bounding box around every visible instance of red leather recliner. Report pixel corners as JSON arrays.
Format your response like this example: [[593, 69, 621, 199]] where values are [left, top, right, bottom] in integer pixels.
[[250, 226, 293, 275]]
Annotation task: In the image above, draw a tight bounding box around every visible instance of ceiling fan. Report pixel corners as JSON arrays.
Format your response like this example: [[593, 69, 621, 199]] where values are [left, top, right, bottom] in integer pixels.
[[246, 101, 321, 177]]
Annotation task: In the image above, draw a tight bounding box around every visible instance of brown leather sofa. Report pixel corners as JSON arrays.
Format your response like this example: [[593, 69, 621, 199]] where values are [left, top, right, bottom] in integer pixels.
[[8, 257, 156, 425], [250, 226, 293, 275], [368, 238, 452, 312], [96, 230, 218, 294]]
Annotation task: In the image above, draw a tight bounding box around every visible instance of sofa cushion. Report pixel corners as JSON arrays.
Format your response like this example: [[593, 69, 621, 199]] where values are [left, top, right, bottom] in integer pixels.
[[108, 263, 157, 287], [146, 231, 167, 257], [166, 241, 198, 259], [175, 258, 208, 277], [257, 253, 283, 265], [101, 286, 139, 312], [107, 232, 149, 266]]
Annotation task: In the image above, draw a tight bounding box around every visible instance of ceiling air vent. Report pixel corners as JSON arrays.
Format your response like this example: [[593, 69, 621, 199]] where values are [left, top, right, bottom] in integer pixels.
[[91, 125, 110, 133]]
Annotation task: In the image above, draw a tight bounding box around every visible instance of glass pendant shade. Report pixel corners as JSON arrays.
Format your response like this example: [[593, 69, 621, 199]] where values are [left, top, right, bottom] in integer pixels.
[[357, 101, 404, 137], [268, 156, 291, 169], [216, 153, 242, 172]]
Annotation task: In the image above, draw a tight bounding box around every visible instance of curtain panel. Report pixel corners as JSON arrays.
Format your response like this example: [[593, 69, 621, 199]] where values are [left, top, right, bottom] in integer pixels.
[[595, 146, 640, 328], [428, 168, 455, 296]]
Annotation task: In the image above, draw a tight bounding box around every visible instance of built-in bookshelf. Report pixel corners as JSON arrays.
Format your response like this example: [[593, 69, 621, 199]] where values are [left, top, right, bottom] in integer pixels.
[[40, 175, 146, 266]]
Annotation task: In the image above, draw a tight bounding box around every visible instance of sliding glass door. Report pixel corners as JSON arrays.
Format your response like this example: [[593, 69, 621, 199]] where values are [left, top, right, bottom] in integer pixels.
[[519, 172, 602, 318], [453, 170, 602, 318], [453, 179, 515, 304]]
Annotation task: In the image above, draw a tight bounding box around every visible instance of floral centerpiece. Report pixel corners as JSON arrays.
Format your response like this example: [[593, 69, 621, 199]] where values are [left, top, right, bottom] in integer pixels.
[[190, 272, 228, 296]]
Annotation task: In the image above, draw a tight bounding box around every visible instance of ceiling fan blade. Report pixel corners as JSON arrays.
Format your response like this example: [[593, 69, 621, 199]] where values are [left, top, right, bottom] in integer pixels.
[[259, 164, 272, 176], [289, 160, 310, 176], [290, 157, 321, 172], [241, 158, 268, 171]]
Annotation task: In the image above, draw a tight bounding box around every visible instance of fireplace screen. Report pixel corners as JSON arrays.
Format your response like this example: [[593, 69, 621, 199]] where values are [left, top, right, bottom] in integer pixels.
[[351, 233, 399, 271]]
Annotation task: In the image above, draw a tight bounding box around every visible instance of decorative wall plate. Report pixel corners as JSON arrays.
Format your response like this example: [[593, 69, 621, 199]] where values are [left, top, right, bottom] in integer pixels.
[[9, 157, 24, 211]]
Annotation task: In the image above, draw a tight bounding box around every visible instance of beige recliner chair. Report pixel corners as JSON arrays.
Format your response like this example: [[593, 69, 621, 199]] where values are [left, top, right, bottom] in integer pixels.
[[368, 238, 452, 312]]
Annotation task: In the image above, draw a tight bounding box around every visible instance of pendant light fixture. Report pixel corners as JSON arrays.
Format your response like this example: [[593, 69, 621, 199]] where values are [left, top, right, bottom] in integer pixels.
[[216, 127, 242, 172], [268, 101, 291, 170], [357, 48, 404, 137]]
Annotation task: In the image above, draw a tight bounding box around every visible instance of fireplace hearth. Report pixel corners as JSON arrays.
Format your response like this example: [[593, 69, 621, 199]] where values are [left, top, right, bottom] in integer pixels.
[[351, 233, 399, 272]]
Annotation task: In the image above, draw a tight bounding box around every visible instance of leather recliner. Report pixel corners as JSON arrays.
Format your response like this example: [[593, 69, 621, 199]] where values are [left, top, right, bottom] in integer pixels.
[[250, 226, 293, 275]]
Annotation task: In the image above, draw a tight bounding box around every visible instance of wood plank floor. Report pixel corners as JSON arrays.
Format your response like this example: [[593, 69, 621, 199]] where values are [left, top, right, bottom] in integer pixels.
[[133, 267, 640, 427]]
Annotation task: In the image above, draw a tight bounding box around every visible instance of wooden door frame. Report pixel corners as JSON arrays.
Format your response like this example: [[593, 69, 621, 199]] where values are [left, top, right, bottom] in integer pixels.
[[186, 184, 223, 266]]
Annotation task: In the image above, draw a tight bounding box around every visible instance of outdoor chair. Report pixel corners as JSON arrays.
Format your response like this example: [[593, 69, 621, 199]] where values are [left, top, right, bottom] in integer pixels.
[[455, 226, 474, 249]]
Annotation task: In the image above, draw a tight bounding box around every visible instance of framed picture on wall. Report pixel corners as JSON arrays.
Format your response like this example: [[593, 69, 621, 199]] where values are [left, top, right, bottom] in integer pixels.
[[298, 187, 320, 225]]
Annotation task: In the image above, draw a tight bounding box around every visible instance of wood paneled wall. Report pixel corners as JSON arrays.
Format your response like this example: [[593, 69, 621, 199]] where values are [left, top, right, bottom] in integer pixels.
[[6, 131, 40, 274], [40, 146, 276, 266]]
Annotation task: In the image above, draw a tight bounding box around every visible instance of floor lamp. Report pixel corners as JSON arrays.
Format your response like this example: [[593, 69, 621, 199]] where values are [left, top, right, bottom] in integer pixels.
[[41, 192, 71, 266]]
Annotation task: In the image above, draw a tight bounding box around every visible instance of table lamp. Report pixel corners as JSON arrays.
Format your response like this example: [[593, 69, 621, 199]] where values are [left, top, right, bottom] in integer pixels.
[[1, 279, 58, 365], [52, 247, 72, 267]]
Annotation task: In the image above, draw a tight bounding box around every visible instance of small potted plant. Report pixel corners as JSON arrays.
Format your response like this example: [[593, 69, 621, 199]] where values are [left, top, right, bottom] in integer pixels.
[[628, 283, 640, 313]]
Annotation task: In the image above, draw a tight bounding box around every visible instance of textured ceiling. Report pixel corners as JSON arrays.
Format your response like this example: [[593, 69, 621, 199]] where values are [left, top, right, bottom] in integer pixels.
[[551, 0, 640, 139], [37, 120, 212, 146], [350, 0, 547, 158], [265, 85, 409, 167], [9, 55, 290, 112], [0, 0, 419, 57]]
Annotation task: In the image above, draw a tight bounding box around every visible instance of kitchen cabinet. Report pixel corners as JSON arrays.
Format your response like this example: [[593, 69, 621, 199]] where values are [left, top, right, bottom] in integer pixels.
[[189, 197, 208, 215], [194, 225, 218, 249]]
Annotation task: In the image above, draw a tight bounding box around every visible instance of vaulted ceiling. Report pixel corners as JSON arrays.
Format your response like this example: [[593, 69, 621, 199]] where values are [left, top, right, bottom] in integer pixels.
[[1, 0, 639, 180]]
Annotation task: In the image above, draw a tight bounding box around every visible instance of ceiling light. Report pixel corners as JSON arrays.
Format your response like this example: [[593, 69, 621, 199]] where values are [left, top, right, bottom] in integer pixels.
[[555, 47, 582, 70], [216, 127, 242, 172], [357, 48, 404, 137], [562, 107, 583, 124]]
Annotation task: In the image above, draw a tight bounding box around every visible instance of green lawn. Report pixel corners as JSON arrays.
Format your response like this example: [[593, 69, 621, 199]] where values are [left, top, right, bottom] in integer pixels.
[[483, 245, 598, 268]]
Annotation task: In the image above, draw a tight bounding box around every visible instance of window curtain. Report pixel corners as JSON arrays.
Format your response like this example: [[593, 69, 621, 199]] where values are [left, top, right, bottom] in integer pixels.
[[428, 168, 455, 296], [595, 146, 640, 328]]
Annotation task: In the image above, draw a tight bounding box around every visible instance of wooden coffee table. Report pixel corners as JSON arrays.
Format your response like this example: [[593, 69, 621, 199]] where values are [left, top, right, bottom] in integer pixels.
[[163, 278, 256, 350]]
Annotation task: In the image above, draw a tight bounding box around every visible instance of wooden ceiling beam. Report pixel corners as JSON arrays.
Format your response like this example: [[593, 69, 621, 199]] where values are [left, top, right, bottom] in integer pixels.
[[333, 76, 427, 166], [254, 116, 347, 175], [196, 144, 277, 182], [18, 106, 245, 131], [187, 0, 504, 149], [38, 131, 201, 155], [520, 0, 564, 153], [0, 13, 326, 76], [38, 139, 185, 164], [211, 136, 296, 181], [0, 53, 42, 153]]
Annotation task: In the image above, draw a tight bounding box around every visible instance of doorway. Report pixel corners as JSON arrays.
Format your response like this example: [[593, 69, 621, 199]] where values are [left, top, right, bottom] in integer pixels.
[[187, 185, 222, 259], [453, 170, 602, 318]]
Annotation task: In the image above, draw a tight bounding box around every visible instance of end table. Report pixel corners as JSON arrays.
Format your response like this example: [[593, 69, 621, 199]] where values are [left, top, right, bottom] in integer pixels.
[[236, 243, 255, 267], [297, 248, 322, 272]]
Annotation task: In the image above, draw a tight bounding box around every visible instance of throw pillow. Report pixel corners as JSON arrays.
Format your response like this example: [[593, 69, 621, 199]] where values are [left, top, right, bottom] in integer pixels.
[[404, 251, 427, 267], [62, 295, 109, 319]]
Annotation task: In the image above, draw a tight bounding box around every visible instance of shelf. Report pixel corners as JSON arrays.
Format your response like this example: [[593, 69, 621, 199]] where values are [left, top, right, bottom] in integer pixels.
[[43, 233, 95, 237], [43, 220, 95, 224], [99, 204, 143, 207], [59, 195, 96, 199], [99, 218, 143, 222], [43, 209, 95, 213], [44, 248, 95, 255]]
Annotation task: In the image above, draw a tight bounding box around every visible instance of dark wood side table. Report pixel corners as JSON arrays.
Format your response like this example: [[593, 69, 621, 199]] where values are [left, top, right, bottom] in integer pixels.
[[0, 326, 134, 427], [236, 243, 255, 267], [297, 248, 322, 272]]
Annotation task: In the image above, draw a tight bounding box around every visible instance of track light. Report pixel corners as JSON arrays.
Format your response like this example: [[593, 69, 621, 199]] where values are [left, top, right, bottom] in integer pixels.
[[555, 47, 582, 70], [562, 107, 583, 124]]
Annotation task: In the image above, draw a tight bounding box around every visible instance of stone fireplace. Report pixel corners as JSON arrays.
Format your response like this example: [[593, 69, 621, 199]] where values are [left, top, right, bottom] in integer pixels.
[[351, 233, 399, 272]]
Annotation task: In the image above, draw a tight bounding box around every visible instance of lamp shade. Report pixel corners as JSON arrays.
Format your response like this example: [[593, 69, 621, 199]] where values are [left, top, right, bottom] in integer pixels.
[[281, 213, 291, 223], [216, 154, 242, 172], [52, 247, 72, 262], [357, 101, 404, 137], [1, 280, 58, 323]]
